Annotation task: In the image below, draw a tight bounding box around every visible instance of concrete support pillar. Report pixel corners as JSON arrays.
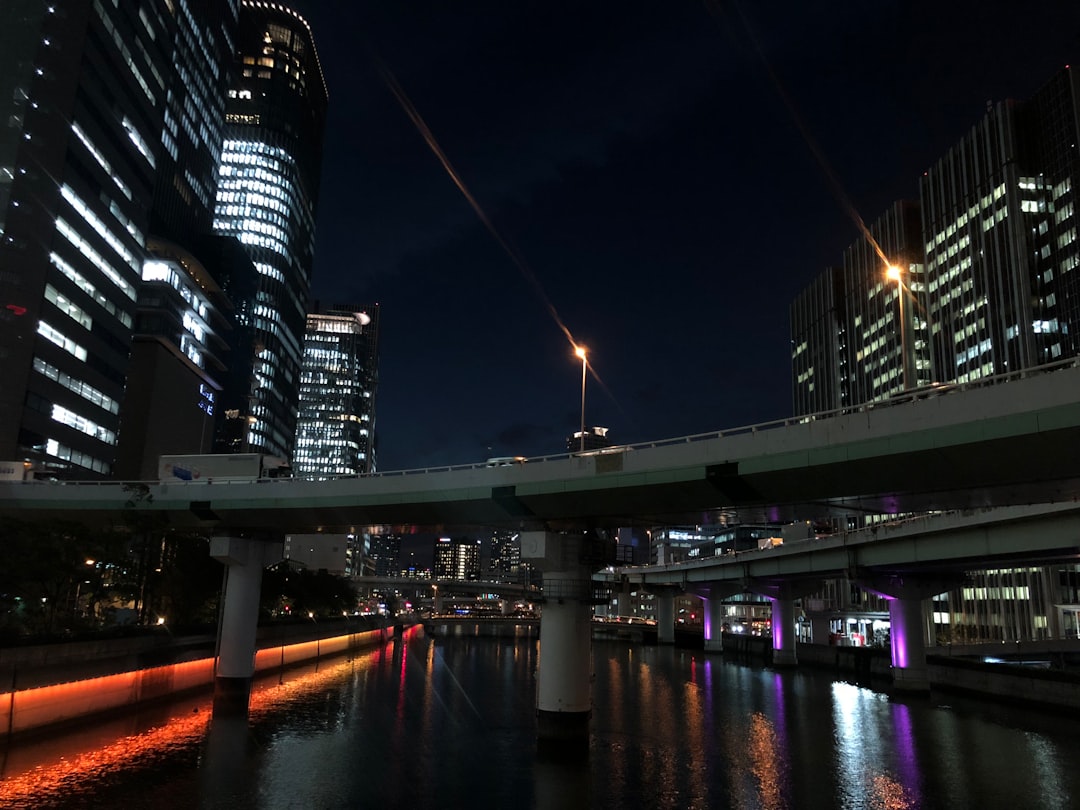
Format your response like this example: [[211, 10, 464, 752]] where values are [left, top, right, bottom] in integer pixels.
[[655, 591, 676, 645], [770, 596, 798, 667], [432, 585, 444, 615], [521, 530, 595, 747], [744, 579, 820, 668], [618, 577, 633, 619], [860, 572, 958, 694], [704, 597, 725, 653], [887, 594, 930, 692], [210, 536, 281, 715], [690, 582, 744, 653], [536, 568, 593, 743], [810, 615, 832, 645]]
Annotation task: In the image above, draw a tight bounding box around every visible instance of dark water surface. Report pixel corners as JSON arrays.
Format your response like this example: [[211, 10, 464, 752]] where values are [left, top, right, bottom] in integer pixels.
[[3, 626, 1080, 809]]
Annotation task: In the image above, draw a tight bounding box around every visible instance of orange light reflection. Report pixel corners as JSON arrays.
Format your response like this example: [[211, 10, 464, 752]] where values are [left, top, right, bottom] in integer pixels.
[[0, 626, 419, 805]]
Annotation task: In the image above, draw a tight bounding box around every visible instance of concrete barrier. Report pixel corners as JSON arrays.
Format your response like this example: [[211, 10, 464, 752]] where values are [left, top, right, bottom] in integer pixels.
[[1, 622, 396, 739]]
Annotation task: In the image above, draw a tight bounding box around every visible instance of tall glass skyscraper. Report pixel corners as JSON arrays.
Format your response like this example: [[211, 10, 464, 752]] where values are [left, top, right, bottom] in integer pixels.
[[0, 2, 234, 477], [294, 304, 380, 477], [211, 1, 328, 460]]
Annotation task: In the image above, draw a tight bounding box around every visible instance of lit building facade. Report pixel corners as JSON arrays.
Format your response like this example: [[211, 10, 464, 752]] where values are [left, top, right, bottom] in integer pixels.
[[920, 67, 1080, 383], [369, 533, 401, 578], [788, 65, 1080, 643], [841, 200, 930, 403], [293, 304, 379, 476], [489, 530, 524, 580], [211, 1, 328, 460], [567, 426, 613, 453], [0, 2, 236, 477], [113, 239, 229, 479], [791, 201, 928, 415], [790, 267, 845, 416], [433, 537, 482, 581]]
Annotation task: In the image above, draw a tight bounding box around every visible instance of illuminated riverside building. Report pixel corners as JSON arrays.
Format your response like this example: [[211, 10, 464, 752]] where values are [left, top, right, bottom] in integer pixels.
[[790, 201, 928, 415], [792, 68, 1080, 412], [920, 66, 1080, 382], [0, 2, 237, 477], [369, 533, 401, 577], [788, 65, 1080, 643], [211, 1, 328, 460], [293, 305, 379, 476], [433, 538, 482, 581], [113, 240, 230, 480]]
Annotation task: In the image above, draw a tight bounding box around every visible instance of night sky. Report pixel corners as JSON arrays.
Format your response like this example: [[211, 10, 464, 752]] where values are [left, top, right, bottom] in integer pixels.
[[287, 1, 1079, 472]]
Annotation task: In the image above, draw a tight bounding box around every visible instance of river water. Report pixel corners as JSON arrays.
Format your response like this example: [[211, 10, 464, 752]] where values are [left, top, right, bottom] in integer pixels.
[[2, 625, 1079, 809]]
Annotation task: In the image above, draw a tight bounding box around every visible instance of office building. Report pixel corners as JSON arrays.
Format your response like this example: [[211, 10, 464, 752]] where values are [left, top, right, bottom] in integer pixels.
[[789, 64, 1080, 643], [113, 239, 230, 479], [791, 201, 928, 415], [489, 530, 524, 579], [841, 200, 930, 403], [211, 1, 328, 460], [567, 425, 613, 453], [293, 304, 379, 476], [790, 267, 845, 416], [433, 537, 482, 581], [0, 2, 237, 477], [921, 67, 1080, 382], [369, 533, 401, 578]]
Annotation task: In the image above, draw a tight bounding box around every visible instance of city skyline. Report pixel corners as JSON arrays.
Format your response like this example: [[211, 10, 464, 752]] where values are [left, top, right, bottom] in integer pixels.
[[285, 0, 1080, 470]]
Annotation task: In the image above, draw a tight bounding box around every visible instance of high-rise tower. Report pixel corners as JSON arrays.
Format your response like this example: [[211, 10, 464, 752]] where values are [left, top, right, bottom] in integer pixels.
[[920, 67, 1080, 382], [211, 1, 328, 460], [293, 304, 380, 477], [0, 2, 233, 476]]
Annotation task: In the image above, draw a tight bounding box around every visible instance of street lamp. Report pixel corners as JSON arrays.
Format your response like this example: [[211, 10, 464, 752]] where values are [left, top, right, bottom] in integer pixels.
[[574, 346, 587, 451], [886, 265, 910, 391]]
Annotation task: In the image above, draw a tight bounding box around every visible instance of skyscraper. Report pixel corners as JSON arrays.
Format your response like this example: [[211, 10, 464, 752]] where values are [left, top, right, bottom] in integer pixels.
[[920, 67, 1080, 382], [433, 537, 482, 581], [211, 1, 328, 461], [792, 67, 1080, 410], [0, 2, 234, 477], [789, 64, 1080, 643], [790, 267, 845, 416], [293, 304, 380, 476]]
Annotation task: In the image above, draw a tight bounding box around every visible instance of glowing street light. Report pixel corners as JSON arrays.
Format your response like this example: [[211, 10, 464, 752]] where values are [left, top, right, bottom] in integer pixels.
[[574, 345, 587, 452], [886, 265, 910, 391]]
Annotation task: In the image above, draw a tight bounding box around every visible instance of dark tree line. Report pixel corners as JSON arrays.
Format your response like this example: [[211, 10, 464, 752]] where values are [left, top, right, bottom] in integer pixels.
[[0, 518, 360, 642]]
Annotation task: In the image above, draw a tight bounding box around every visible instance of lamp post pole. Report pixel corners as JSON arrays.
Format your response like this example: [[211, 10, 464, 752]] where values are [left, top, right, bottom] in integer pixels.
[[887, 265, 910, 391], [575, 346, 587, 451]]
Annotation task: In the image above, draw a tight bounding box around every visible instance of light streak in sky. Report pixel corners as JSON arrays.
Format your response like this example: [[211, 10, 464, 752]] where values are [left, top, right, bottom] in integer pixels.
[[373, 56, 625, 414], [705, 0, 891, 268]]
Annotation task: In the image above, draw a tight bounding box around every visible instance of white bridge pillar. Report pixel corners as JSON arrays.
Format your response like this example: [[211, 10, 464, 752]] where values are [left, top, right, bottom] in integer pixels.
[[522, 531, 598, 747], [210, 535, 281, 715]]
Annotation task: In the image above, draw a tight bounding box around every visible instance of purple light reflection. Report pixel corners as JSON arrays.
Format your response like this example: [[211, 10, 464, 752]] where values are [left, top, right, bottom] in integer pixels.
[[889, 701, 923, 806]]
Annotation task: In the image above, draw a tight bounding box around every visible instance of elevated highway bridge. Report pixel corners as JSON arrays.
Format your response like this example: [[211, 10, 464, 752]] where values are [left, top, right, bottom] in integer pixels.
[[1, 360, 1079, 532], [3, 360, 1079, 741]]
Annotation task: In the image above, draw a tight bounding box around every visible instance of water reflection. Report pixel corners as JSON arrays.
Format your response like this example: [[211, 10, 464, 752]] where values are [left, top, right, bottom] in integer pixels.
[[3, 633, 1080, 809]]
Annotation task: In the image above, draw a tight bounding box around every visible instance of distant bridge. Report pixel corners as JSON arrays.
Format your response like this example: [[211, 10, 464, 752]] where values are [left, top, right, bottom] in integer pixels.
[[357, 576, 537, 599]]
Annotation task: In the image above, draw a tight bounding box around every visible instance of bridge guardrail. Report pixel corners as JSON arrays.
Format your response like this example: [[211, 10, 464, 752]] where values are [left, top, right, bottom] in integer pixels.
[[10, 357, 1079, 488]]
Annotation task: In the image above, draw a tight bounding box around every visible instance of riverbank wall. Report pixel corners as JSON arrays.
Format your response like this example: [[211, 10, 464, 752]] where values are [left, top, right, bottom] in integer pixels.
[[728, 633, 1080, 713], [1, 618, 397, 740]]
